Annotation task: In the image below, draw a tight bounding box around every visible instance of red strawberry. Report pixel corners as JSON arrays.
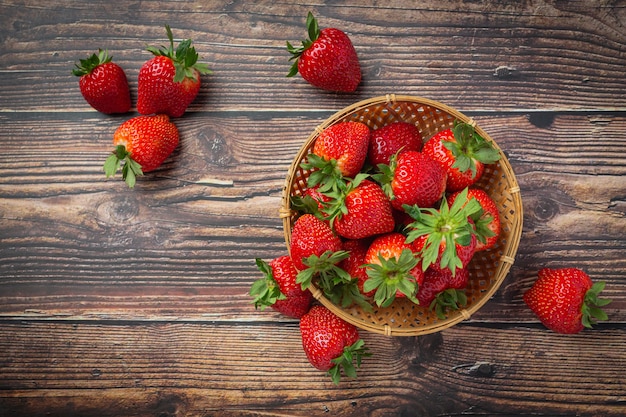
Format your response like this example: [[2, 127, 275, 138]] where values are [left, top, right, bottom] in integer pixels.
[[447, 187, 500, 252], [417, 267, 469, 319], [72, 49, 131, 114], [137, 25, 211, 117], [250, 256, 313, 319], [103, 114, 179, 188], [523, 268, 611, 334], [303, 121, 370, 192], [340, 239, 373, 298], [368, 122, 423, 166], [300, 305, 369, 384], [326, 177, 395, 240], [362, 232, 424, 307], [373, 150, 447, 211], [422, 122, 501, 192], [406, 188, 480, 275], [287, 12, 361, 92], [289, 214, 343, 272]]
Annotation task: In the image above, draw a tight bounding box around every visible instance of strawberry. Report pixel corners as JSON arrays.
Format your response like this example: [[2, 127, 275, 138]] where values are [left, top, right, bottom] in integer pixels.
[[103, 114, 179, 188], [373, 150, 447, 211], [324, 176, 395, 240], [290, 186, 332, 215], [250, 256, 313, 319], [300, 305, 369, 384], [405, 188, 481, 275], [417, 267, 469, 319], [523, 268, 611, 334], [340, 239, 373, 298], [362, 232, 424, 307], [447, 187, 500, 252], [137, 25, 211, 118], [289, 214, 343, 272], [302, 122, 370, 192], [368, 122, 423, 166], [422, 121, 500, 192], [287, 12, 361, 92], [72, 49, 131, 114]]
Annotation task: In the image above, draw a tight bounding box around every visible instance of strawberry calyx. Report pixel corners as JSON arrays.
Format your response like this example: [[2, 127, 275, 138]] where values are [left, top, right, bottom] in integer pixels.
[[363, 249, 420, 308], [249, 258, 287, 310], [405, 188, 481, 275], [103, 145, 144, 188], [443, 121, 501, 178], [430, 288, 468, 320], [286, 11, 320, 77], [72, 49, 113, 76], [581, 281, 611, 328], [328, 339, 370, 385], [147, 24, 212, 83], [301, 153, 347, 194], [320, 173, 369, 227], [371, 152, 399, 201]]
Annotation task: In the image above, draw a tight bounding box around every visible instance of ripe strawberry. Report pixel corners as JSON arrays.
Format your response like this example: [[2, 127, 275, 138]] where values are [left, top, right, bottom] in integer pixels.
[[324, 176, 395, 240], [302, 122, 370, 192], [250, 256, 312, 319], [300, 305, 369, 384], [423, 122, 500, 192], [137, 25, 211, 117], [340, 239, 373, 298], [287, 12, 361, 92], [447, 187, 500, 252], [373, 150, 447, 211], [406, 188, 481, 275], [289, 214, 343, 272], [417, 267, 469, 319], [103, 114, 179, 188], [368, 122, 423, 166], [72, 49, 131, 114], [523, 268, 611, 334], [362, 232, 424, 307]]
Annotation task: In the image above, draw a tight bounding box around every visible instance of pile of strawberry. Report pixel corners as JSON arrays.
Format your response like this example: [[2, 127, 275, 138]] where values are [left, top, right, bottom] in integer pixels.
[[73, 25, 211, 187]]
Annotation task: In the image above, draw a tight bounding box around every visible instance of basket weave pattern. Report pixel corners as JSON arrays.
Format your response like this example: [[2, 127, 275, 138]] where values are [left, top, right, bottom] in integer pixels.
[[281, 95, 523, 336]]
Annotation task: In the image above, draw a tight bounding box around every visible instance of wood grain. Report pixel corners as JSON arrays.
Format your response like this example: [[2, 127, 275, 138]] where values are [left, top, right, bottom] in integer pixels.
[[1, 1, 625, 415]]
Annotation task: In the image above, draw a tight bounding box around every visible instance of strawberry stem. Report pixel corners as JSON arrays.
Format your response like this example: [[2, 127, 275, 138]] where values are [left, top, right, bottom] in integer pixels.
[[249, 258, 287, 310], [286, 11, 321, 77], [72, 49, 112, 76], [443, 121, 501, 177], [363, 249, 420, 308], [581, 281, 611, 328], [327, 339, 370, 385], [103, 145, 144, 188]]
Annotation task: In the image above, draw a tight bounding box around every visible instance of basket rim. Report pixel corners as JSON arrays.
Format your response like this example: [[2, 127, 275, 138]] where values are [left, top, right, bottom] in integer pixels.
[[281, 94, 523, 336]]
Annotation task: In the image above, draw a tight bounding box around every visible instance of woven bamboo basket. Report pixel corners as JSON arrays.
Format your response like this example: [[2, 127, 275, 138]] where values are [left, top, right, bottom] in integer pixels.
[[280, 94, 523, 336]]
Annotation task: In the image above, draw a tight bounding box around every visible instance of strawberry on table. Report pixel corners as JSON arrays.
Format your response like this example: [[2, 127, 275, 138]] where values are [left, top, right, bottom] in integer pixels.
[[423, 121, 500, 192], [287, 12, 361, 92], [405, 188, 481, 275], [250, 256, 313, 319], [373, 150, 447, 211], [72, 49, 131, 114], [447, 187, 501, 252], [302, 121, 371, 191], [362, 232, 424, 307], [137, 25, 211, 117], [368, 122, 423, 166], [300, 305, 370, 384], [523, 268, 611, 334], [103, 114, 179, 188]]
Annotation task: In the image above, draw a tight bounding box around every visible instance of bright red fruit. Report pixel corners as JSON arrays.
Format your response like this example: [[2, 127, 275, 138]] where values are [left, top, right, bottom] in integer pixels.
[[137, 25, 211, 117], [362, 232, 424, 307], [289, 214, 343, 272], [523, 268, 611, 334], [340, 239, 373, 298], [287, 12, 361, 92], [73, 49, 131, 114], [368, 122, 423, 166], [103, 114, 179, 188], [448, 187, 500, 252], [251, 256, 313, 319], [423, 122, 500, 192], [300, 305, 369, 384], [417, 267, 469, 318], [374, 150, 447, 211]]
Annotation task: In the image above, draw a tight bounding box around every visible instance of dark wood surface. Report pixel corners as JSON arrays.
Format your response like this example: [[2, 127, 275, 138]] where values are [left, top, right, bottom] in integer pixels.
[[1, 1, 625, 416]]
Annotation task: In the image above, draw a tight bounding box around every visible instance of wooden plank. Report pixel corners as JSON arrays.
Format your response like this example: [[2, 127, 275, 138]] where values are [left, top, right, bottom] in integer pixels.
[[0, 1, 625, 112], [0, 321, 624, 416]]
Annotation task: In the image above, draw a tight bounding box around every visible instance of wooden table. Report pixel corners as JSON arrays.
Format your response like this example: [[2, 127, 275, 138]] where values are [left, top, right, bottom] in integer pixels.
[[1, 1, 625, 416]]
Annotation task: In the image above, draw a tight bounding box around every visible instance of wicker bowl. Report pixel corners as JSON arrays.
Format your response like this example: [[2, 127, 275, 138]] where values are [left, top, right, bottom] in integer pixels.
[[280, 94, 522, 336]]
